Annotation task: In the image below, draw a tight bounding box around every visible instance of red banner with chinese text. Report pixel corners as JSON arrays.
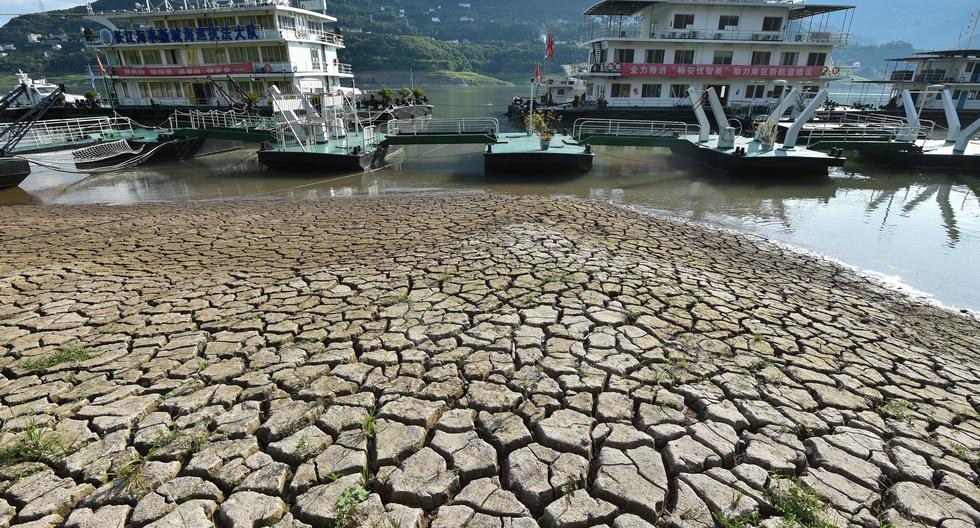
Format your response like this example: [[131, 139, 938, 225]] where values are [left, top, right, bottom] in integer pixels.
[[109, 63, 255, 77], [617, 63, 824, 78]]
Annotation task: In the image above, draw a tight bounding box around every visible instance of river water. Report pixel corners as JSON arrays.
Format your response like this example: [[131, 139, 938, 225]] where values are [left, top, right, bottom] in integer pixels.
[[2, 86, 978, 312]]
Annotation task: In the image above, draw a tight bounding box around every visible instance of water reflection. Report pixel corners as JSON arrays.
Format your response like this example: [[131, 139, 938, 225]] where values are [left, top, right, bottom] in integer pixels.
[[1, 85, 978, 311]]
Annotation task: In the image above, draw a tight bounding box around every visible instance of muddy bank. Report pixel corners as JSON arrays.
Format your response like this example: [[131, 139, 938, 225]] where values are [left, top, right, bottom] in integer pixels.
[[0, 195, 978, 528]]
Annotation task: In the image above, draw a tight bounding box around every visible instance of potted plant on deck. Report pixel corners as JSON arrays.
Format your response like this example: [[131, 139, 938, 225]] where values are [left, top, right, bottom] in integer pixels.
[[526, 111, 560, 150]]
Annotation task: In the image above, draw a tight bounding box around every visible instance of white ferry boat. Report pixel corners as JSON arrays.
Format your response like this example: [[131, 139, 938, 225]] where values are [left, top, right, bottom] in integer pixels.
[[568, 0, 855, 120], [863, 49, 980, 121], [82, 0, 355, 120], [6, 71, 88, 108]]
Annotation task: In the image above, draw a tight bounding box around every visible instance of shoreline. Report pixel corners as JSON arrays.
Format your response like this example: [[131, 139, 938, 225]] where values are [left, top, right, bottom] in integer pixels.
[[1, 194, 978, 528]]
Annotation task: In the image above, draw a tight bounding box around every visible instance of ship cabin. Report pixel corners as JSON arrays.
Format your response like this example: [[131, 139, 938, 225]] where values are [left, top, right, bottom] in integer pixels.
[[83, 0, 353, 113], [577, 0, 855, 113], [868, 50, 980, 113]]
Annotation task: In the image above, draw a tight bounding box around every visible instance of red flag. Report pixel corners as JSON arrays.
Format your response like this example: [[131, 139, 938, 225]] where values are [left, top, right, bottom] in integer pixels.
[[535, 64, 541, 81], [96, 55, 105, 75], [545, 30, 554, 59]]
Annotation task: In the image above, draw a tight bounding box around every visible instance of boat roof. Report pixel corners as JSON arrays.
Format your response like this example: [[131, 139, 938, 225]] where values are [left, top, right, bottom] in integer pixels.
[[583, 0, 854, 18], [96, 0, 336, 21], [886, 49, 980, 61]]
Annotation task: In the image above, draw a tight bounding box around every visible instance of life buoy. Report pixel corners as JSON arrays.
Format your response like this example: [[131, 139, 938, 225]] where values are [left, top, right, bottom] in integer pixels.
[[262, 63, 272, 73], [821, 66, 829, 75], [832, 67, 841, 75], [607, 63, 616, 72]]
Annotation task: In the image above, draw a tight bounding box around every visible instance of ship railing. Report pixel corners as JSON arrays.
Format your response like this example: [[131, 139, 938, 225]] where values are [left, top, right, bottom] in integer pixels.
[[386, 117, 498, 137], [583, 24, 848, 45], [167, 109, 279, 132], [804, 116, 936, 148], [572, 119, 699, 141], [3, 116, 137, 152]]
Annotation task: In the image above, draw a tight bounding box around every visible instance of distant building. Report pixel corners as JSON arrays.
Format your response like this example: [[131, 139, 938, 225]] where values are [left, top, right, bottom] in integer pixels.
[[458, 3, 472, 7], [459, 16, 474, 22], [431, 17, 441, 22], [27, 34, 42, 43]]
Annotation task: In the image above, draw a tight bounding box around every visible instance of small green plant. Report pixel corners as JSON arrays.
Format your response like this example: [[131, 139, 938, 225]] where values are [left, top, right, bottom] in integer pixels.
[[377, 294, 410, 307], [19, 345, 91, 373], [197, 360, 207, 371], [114, 454, 149, 490], [0, 416, 64, 465], [378, 87, 394, 103], [361, 414, 376, 439], [751, 333, 765, 343], [335, 485, 370, 528], [411, 87, 425, 100], [397, 88, 412, 100], [626, 310, 641, 324], [713, 511, 761, 528], [878, 399, 913, 425], [524, 110, 561, 142], [765, 479, 835, 528], [949, 442, 978, 463]]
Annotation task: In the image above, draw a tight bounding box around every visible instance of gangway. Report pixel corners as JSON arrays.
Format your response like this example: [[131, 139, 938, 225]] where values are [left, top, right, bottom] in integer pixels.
[[572, 119, 696, 147], [167, 109, 279, 142], [382, 118, 500, 145]]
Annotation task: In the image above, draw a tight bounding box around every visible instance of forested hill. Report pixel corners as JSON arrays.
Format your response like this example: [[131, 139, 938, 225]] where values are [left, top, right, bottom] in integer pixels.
[[0, 0, 591, 84], [0, 0, 969, 84]]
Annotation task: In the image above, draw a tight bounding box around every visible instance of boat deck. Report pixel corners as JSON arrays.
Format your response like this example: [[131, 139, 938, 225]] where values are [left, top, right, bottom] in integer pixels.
[[485, 134, 594, 173]]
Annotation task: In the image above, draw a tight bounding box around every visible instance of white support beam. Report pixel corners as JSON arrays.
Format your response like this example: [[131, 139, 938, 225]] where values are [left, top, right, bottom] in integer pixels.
[[954, 116, 980, 154], [783, 89, 830, 149], [758, 86, 802, 140], [901, 90, 919, 128], [706, 88, 727, 134], [687, 87, 711, 143], [941, 90, 961, 142]]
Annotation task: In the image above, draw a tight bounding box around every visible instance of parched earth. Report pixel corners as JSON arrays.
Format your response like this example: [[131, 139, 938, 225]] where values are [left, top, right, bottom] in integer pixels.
[[0, 195, 978, 528]]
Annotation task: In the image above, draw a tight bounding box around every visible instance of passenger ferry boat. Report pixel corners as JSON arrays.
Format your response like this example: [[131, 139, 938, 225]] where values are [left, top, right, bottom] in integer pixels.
[[860, 49, 980, 121], [563, 0, 855, 120], [82, 0, 357, 121]]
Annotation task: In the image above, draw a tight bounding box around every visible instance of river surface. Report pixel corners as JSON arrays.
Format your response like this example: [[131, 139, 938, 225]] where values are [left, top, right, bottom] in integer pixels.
[[2, 86, 978, 312]]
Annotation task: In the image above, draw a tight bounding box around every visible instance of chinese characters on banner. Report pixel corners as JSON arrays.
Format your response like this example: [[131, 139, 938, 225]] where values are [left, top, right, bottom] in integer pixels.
[[604, 64, 824, 78], [112, 24, 260, 44], [109, 63, 256, 77]]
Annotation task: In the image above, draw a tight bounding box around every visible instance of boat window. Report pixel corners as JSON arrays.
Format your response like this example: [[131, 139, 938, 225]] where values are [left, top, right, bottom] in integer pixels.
[[123, 50, 143, 66], [750, 51, 771, 66], [762, 17, 782, 32], [669, 84, 689, 98], [311, 48, 322, 70], [610, 83, 631, 97], [712, 50, 733, 65], [228, 46, 260, 63], [203, 48, 228, 64], [36, 87, 54, 94], [645, 49, 665, 64], [673, 50, 695, 64], [780, 52, 799, 66], [673, 14, 694, 29], [806, 53, 827, 67], [641, 84, 661, 98], [164, 49, 180, 65], [278, 15, 296, 30], [260, 46, 287, 63], [717, 15, 739, 30], [141, 50, 161, 65], [746, 84, 766, 99], [613, 49, 635, 64]]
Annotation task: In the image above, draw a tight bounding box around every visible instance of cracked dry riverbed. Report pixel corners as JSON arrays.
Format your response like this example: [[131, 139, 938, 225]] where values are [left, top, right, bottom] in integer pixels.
[[0, 195, 978, 528]]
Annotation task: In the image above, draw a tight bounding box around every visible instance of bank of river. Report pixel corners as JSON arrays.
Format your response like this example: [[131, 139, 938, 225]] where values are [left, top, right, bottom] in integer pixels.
[[1, 86, 978, 311], [1, 195, 978, 527]]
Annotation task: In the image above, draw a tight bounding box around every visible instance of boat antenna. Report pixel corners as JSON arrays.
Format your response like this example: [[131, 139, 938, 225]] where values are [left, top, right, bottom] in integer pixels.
[[968, 7, 979, 49]]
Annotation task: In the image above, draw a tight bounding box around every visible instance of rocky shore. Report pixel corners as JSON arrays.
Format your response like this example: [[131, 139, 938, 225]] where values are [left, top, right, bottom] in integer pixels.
[[0, 195, 978, 528]]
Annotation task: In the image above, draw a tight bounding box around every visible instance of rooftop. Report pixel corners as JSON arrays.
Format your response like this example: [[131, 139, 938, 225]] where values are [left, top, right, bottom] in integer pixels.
[[886, 49, 980, 62], [583, 0, 854, 19], [94, 0, 336, 21]]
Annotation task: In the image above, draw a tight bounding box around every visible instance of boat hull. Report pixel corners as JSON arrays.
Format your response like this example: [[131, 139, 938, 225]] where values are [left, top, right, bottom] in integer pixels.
[[483, 152, 594, 173], [670, 140, 844, 175], [0, 158, 31, 189], [890, 152, 980, 171], [258, 144, 401, 172], [74, 136, 242, 169]]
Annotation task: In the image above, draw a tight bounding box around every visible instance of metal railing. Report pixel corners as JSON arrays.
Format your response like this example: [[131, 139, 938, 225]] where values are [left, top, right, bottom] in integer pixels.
[[2, 116, 138, 152], [804, 114, 936, 148], [585, 24, 849, 45], [572, 118, 699, 141], [167, 109, 279, 132], [386, 117, 498, 136]]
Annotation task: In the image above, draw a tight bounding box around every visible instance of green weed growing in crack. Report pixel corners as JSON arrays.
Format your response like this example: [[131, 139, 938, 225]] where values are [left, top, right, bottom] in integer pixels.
[[114, 454, 150, 491], [949, 442, 978, 463], [625, 309, 642, 325], [0, 416, 64, 465], [361, 414, 376, 439], [334, 484, 370, 528], [765, 478, 835, 528], [377, 295, 411, 308], [712, 511, 761, 528], [19, 345, 92, 373], [877, 399, 914, 425]]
